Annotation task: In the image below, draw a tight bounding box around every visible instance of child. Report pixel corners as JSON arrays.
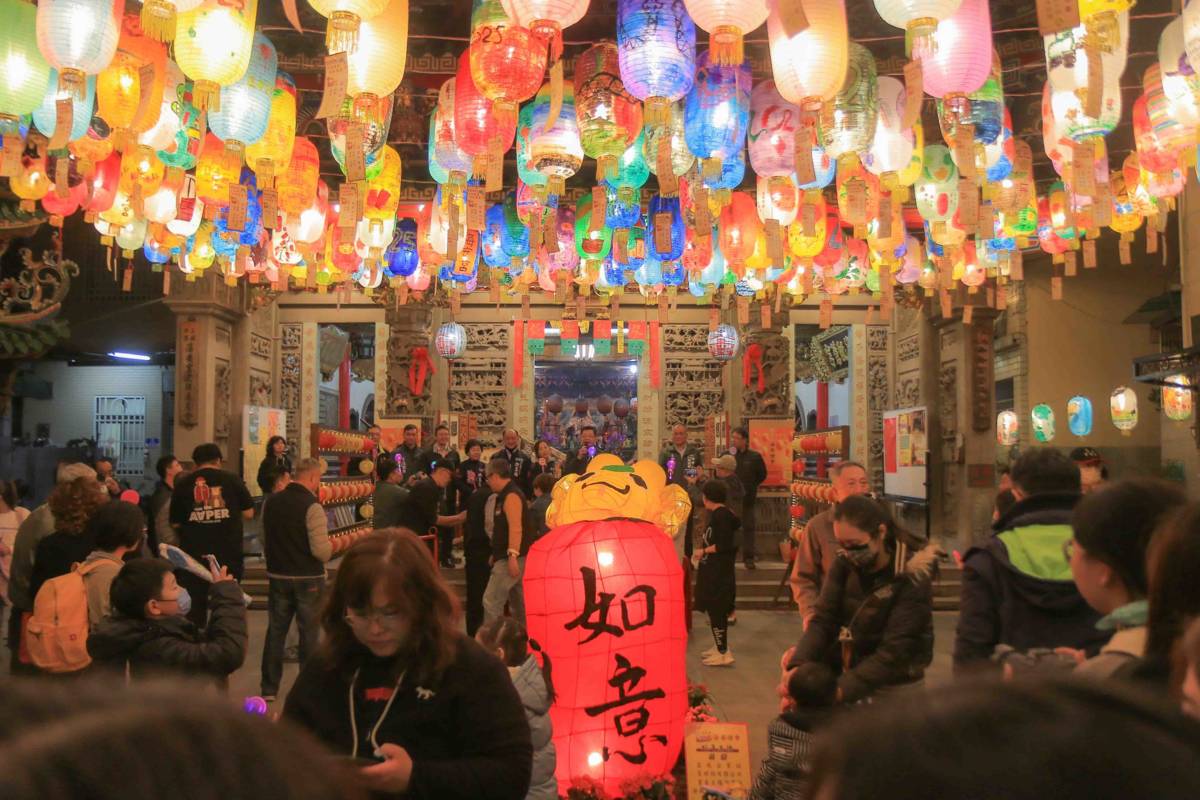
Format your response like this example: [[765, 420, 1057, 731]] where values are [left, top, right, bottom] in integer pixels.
[[476, 617, 558, 800], [749, 663, 837, 800], [87, 558, 247, 683], [695, 480, 740, 666]]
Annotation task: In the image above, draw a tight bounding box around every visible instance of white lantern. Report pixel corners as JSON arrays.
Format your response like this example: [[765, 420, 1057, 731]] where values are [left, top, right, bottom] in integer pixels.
[[1110, 386, 1138, 434], [707, 323, 740, 360], [435, 321, 468, 359]]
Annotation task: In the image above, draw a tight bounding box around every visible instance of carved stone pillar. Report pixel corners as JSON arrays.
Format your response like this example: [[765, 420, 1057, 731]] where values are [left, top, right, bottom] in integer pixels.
[[383, 305, 434, 422]]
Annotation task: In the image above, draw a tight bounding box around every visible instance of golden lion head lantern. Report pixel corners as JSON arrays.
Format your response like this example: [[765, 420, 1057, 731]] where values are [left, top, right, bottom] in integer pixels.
[[545, 454, 692, 533]]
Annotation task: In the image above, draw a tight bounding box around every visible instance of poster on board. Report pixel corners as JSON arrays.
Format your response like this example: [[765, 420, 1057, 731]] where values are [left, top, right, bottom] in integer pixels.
[[882, 406, 928, 502], [748, 418, 795, 488], [685, 722, 752, 800], [242, 406, 287, 497]]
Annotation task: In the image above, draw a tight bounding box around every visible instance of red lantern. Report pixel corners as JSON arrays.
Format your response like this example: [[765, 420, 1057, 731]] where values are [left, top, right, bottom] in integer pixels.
[[524, 518, 687, 796], [454, 51, 517, 167], [717, 190, 761, 271]]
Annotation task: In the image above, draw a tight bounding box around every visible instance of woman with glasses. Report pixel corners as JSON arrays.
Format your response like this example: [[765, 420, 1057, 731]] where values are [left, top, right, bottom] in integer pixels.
[[283, 529, 533, 800]]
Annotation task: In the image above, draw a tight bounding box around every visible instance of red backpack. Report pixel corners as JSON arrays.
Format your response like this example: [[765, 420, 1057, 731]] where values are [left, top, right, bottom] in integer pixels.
[[24, 561, 105, 673]]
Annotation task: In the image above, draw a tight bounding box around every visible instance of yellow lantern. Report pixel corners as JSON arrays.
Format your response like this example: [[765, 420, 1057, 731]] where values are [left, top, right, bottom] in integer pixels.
[[244, 73, 297, 186], [306, 0, 389, 54], [10, 156, 51, 212], [1163, 375, 1194, 422], [99, 189, 136, 228], [278, 136, 321, 217], [195, 132, 239, 208], [364, 145, 401, 230], [96, 15, 167, 150], [118, 144, 166, 207], [346, 0, 407, 118], [174, 0, 258, 111]]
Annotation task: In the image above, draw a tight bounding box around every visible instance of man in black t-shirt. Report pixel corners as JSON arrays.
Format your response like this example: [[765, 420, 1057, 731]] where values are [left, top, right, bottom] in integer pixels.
[[396, 462, 465, 561], [168, 443, 254, 626]]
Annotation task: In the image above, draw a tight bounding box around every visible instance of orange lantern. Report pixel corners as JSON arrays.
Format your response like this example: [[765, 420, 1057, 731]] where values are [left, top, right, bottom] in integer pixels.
[[718, 189, 761, 272], [195, 132, 239, 208]]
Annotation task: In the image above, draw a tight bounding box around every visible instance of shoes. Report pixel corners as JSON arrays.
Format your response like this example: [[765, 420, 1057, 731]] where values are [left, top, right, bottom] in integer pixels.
[[283, 645, 299, 662], [728, 612, 738, 625], [702, 650, 735, 667], [744, 560, 757, 571], [700, 645, 719, 658]]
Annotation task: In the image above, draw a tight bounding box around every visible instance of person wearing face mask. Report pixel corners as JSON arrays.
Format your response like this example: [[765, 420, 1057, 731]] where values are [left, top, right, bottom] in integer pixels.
[[782, 495, 938, 705], [790, 461, 872, 628], [87, 557, 247, 683], [283, 529, 533, 800]]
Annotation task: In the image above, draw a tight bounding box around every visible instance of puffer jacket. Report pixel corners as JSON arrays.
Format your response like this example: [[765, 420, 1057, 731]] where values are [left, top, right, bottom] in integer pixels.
[[510, 655, 557, 800]]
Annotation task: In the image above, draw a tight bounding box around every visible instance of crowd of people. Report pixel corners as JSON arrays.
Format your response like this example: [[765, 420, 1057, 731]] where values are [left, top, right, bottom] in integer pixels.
[[2, 429, 1200, 799]]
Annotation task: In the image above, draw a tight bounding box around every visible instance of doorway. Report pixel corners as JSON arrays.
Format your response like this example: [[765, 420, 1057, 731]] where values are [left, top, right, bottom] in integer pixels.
[[533, 360, 639, 461], [317, 323, 376, 430]]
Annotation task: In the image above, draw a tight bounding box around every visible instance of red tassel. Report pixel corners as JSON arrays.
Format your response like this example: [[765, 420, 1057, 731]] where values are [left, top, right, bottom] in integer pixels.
[[743, 342, 766, 394], [408, 347, 435, 396]]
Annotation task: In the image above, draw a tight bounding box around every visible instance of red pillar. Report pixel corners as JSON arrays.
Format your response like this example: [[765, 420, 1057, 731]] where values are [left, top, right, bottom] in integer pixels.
[[338, 352, 351, 476], [816, 381, 830, 479]]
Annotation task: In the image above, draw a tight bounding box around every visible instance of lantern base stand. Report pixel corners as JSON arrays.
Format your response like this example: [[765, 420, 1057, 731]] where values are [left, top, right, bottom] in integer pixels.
[[327, 11, 361, 55], [58, 68, 88, 102], [709, 26, 744, 66], [141, 0, 178, 42], [644, 96, 669, 128]]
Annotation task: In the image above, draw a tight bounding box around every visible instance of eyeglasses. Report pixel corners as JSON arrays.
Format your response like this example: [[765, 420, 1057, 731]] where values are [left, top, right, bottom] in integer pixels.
[[344, 607, 405, 629], [1062, 538, 1077, 561]]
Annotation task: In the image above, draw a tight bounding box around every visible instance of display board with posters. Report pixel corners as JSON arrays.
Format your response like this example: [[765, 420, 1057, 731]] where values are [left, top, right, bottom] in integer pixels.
[[748, 418, 795, 489], [882, 406, 929, 502], [684, 722, 753, 800], [242, 405, 287, 497]]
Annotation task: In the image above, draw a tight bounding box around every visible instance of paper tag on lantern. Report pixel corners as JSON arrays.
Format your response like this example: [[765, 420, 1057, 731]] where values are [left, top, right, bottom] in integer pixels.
[[261, 188, 278, 228], [456, 230, 480, 276], [939, 289, 953, 318], [794, 115, 817, 186], [48, 98, 73, 151], [316, 53, 349, 119], [344, 122, 366, 183], [162, 268, 171, 295], [819, 297, 833, 329], [546, 58, 564, 130], [902, 60, 924, 129], [1037, 0, 1080, 36], [1, 136, 21, 177], [693, 185, 711, 232], [54, 157, 70, 198], [611, 292, 620, 316], [1083, 239, 1097, 268], [654, 212, 673, 254], [1147, 230, 1158, 254], [1051, 275, 1063, 299], [845, 179, 866, 225], [1071, 141, 1096, 196], [226, 184, 249, 232], [122, 267, 134, 292], [877, 194, 893, 239], [765, 219, 784, 264], [708, 306, 719, 331], [955, 128, 976, 179], [778, 0, 809, 36], [1084, 44, 1103, 120], [489, 271, 502, 303], [1010, 248, 1024, 280], [1093, 185, 1112, 227], [978, 202, 995, 238], [1064, 250, 1077, 276], [486, 136, 504, 192], [656, 137, 678, 195], [590, 187, 606, 234], [529, 214, 544, 250], [760, 300, 772, 329], [958, 179, 978, 230], [466, 186, 485, 231], [962, 303, 974, 325], [543, 213, 559, 253], [341, 182, 363, 228], [801, 202, 816, 236], [657, 294, 668, 323], [133, 63, 158, 129], [736, 296, 750, 325], [613, 228, 629, 264], [448, 289, 462, 316]]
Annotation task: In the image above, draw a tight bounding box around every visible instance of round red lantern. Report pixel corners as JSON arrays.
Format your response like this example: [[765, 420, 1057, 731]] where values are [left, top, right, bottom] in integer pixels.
[[524, 517, 687, 797], [548, 394, 565, 413], [613, 398, 630, 418], [575, 397, 590, 415], [597, 395, 614, 415]]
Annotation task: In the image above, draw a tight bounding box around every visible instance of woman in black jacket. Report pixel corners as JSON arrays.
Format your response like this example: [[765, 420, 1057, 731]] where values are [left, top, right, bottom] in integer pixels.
[[694, 480, 740, 667], [283, 528, 532, 800], [784, 496, 938, 704], [256, 436, 292, 496], [456, 439, 487, 512]]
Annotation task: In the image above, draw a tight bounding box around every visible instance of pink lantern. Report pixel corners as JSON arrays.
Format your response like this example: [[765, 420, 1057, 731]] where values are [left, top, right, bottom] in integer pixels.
[[914, 0, 990, 107]]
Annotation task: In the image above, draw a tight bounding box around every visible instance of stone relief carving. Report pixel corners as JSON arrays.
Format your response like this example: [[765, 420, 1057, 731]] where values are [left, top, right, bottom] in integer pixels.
[[249, 333, 272, 359], [214, 359, 231, 442], [662, 325, 711, 353], [742, 331, 791, 418], [384, 307, 434, 418], [460, 323, 511, 353], [897, 334, 920, 368], [279, 323, 303, 442], [665, 390, 726, 430], [281, 324, 301, 349], [663, 325, 727, 430], [448, 391, 508, 430], [249, 370, 272, 406], [867, 326, 890, 492], [450, 360, 511, 390], [896, 371, 921, 408]]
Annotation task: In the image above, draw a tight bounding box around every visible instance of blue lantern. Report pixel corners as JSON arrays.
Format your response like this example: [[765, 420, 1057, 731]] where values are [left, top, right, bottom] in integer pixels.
[[482, 204, 509, 268], [605, 186, 642, 229], [647, 194, 685, 261], [1068, 395, 1094, 437], [502, 191, 531, 259], [386, 217, 420, 277], [684, 50, 751, 165]]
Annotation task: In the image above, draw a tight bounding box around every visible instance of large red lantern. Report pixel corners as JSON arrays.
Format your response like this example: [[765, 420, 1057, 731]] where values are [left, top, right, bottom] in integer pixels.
[[525, 518, 687, 797]]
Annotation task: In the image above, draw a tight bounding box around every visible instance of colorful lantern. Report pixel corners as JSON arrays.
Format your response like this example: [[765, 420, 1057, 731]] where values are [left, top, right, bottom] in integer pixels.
[[364, 145, 401, 231], [244, 73, 297, 185], [195, 132, 240, 208], [718, 190, 760, 270], [385, 217, 420, 277], [684, 49, 751, 171], [864, 75, 914, 181], [434, 321, 468, 359], [996, 409, 1019, 446], [1158, 17, 1200, 130], [529, 83, 584, 194], [574, 192, 613, 263], [1110, 386, 1138, 433], [432, 80, 473, 184], [642, 100, 694, 181], [1031, 403, 1056, 443], [0, 0, 52, 118], [469, 0, 544, 118], [913, 0, 990, 107], [873, 0, 962, 53], [454, 51, 516, 173], [1067, 396, 1093, 437], [707, 323, 740, 359], [95, 14, 167, 149], [346, 0, 408, 113], [682, 0, 768, 66], [616, 0, 696, 124], [306, 0, 388, 54], [36, 0, 123, 99], [766, 0, 848, 110], [1163, 375, 1194, 422], [174, 0, 258, 111], [277, 136, 320, 217], [819, 42, 877, 166], [209, 32, 277, 152], [748, 80, 799, 178], [1186, 0, 1200, 78], [575, 43, 643, 181], [328, 93, 393, 180], [33, 70, 96, 144]]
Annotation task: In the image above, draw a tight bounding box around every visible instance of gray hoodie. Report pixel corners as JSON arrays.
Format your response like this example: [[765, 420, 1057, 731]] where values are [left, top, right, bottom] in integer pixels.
[[509, 655, 557, 800]]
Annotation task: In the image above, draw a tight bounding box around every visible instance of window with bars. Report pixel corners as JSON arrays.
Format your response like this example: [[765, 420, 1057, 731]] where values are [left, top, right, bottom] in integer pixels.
[[94, 396, 147, 480]]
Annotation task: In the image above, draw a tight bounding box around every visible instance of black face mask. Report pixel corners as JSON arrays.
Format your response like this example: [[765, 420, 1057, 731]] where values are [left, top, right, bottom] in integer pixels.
[[838, 543, 877, 569]]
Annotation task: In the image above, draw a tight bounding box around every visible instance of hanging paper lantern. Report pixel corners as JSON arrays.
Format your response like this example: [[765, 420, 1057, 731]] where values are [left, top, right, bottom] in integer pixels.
[[1044, 13, 1128, 95], [454, 52, 516, 173], [819, 42, 877, 166], [434, 321, 468, 359], [914, 144, 958, 222], [914, 0, 990, 107], [766, 0, 848, 110], [575, 42, 643, 181], [606, 131, 650, 201], [683, 0, 768, 66], [642, 100, 694, 181], [707, 323, 740, 359], [244, 72, 297, 185], [748, 80, 799, 178], [0, 0, 51, 118], [574, 192, 613, 264], [195, 132, 240, 208], [702, 144, 745, 203], [1031, 404, 1056, 443], [138, 0, 204, 43], [469, 0, 544, 119], [684, 49, 751, 171], [277, 136, 320, 217], [1163, 374, 1194, 422], [718, 189, 761, 271], [647, 194, 686, 260], [36, 0, 123, 99], [328, 93, 393, 180], [1067, 396, 1094, 437], [346, 0, 408, 113], [864, 75, 914, 181], [1110, 386, 1138, 433], [757, 173, 798, 226], [306, 0, 388, 54], [996, 409, 1019, 446], [432, 80, 473, 184], [95, 14, 167, 149], [616, 0, 696, 124], [529, 82, 584, 194], [33, 70, 96, 144], [364, 144, 402, 232], [385, 217, 420, 278], [209, 32, 277, 152], [1158, 17, 1200, 130], [500, 0, 590, 63], [173, 0, 258, 111], [873, 0, 962, 53]]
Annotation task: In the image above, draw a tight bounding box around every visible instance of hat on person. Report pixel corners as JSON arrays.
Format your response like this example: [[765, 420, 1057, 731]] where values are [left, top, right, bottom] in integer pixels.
[[1070, 446, 1104, 466], [712, 454, 737, 471], [119, 489, 141, 504]]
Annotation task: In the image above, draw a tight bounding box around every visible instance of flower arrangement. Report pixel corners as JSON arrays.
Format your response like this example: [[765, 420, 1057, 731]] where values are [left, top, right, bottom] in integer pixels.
[[619, 772, 676, 800], [565, 775, 609, 800]]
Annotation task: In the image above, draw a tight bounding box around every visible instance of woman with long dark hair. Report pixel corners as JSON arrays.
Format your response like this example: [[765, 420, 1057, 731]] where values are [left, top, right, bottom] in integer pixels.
[[782, 495, 938, 704], [256, 436, 292, 496], [1133, 503, 1200, 693], [283, 528, 532, 799], [527, 440, 560, 485]]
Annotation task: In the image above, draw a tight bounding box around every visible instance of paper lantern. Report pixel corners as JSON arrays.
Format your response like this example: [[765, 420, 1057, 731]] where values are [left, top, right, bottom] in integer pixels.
[[469, 0, 544, 117], [167, 174, 204, 235], [502, 190, 532, 257], [647, 194, 685, 260], [642, 100, 694, 180], [328, 93, 393, 180], [1031, 404, 1056, 443], [575, 42, 643, 181], [529, 82, 584, 194], [118, 143, 165, 201], [914, 0, 990, 105], [748, 80, 799, 178], [1110, 386, 1138, 433], [81, 150, 122, 215], [707, 323, 740, 359], [385, 217, 419, 277], [767, 0, 847, 111], [996, 409, 1019, 446], [874, 0, 962, 51], [277, 136, 320, 217], [174, 0, 258, 111], [574, 192, 613, 265], [500, 0, 590, 58], [1142, 64, 1194, 157], [244, 72, 297, 185], [718, 189, 760, 270], [515, 103, 547, 188], [684, 49, 751, 169], [454, 52, 516, 167], [347, 0, 408, 107], [1067, 395, 1093, 437], [432, 79, 473, 183], [1158, 17, 1200, 130], [1186, 0, 1200, 77], [1044, 13, 1128, 95], [33, 70, 96, 144], [434, 322, 468, 359], [606, 131, 650, 199], [306, 0, 388, 54], [36, 0, 123, 99], [683, 0, 768, 65], [819, 42, 877, 166], [195, 132, 240, 207], [95, 14, 167, 147], [0, 0, 51, 118], [138, 0, 203, 43], [914, 143, 958, 222], [1163, 374, 1194, 422], [702, 144, 745, 200], [209, 32, 277, 151], [363, 145, 402, 228], [617, 0, 695, 124], [864, 75, 914, 180]]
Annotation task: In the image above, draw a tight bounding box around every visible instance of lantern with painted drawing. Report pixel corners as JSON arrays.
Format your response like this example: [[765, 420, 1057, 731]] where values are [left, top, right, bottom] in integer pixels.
[[575, 42, 643, 182], [1163, 375, 1194, 422], [1067, 396, 1093, 437], [748, 80, 799, 180], [195, 132, 240, 208], [244, 73, 297, 186], [306, 0, 388, 54], [914, 144, 958, 222], [1110, 386, 1138, 434], [766, 0, 847, 110], [432, 79, 473, 185], [173, 0, 258, 111], [819, 42, 877, 167], [469, 0, 544, 122], [707, 323, 740, 360], [864, 75, 914, 184], [35, 0, 122, 99], [788, 192, 827, 261], [616, 0, 695, 126], [1043, 12, 1128, 95], [684, 48, 751, 174], [33, 69, 95, 145], [718, 189, 760, 271], [683, 0, 767, 66], [500, 0, 590, 86], [95, 14, 167, 149], [363, 145, 401, 232], [528, 82, 584, 195], [209, 32, 277, 154], [996, 409, 1019, 446], [0, 0, 50, 119], [434, 322, 468, 360], [606, 132, 650, 205], [1157, 18, 1200, 130], [277, 136, 320, 218], [642, 99, 694, 184], [1031, 404, 1056, 443]]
